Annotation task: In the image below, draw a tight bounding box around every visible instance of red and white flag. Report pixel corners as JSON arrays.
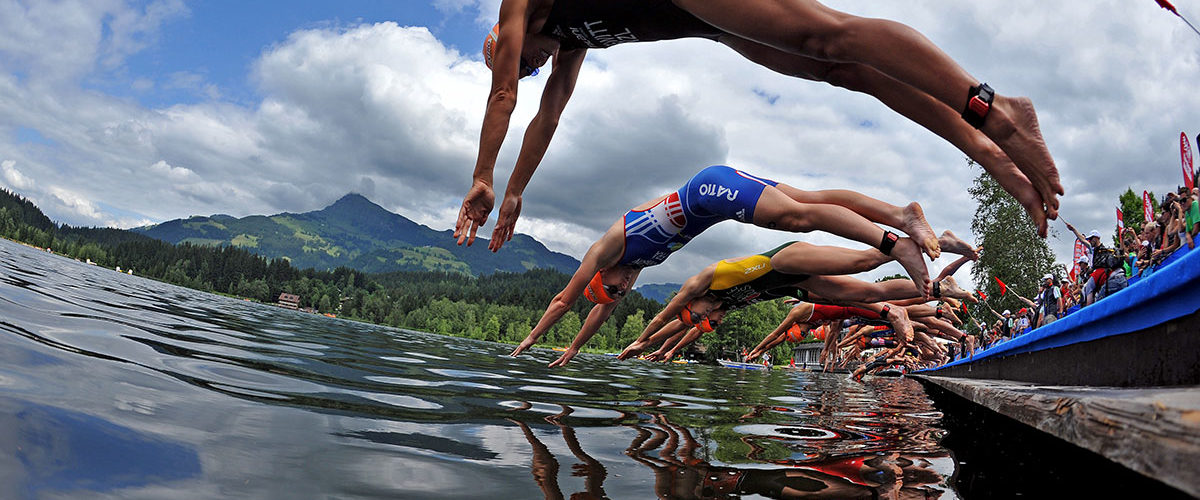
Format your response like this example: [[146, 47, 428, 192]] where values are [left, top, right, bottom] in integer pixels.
[[1183, 132, 1195, 191], [1116, 207, 1125, 230], [1070, 239, 1086, 282], [1143, 190, 1155, 222]]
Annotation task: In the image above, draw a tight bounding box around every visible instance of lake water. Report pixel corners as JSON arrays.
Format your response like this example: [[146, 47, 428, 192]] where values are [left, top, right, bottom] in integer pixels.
[[0, 238, 961, 499]]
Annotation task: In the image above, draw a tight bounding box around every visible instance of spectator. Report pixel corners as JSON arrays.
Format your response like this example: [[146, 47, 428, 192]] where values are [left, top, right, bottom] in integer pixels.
[[1065, 223, 1101, 301], [1181, 187, 1199, 249], [1014, 307, 1032, 335], [1073, 256, 1091, 288], [1149, 193, 1186, 268], [1062, 289, 1081, 316], [1138, 221, 1161, 276]]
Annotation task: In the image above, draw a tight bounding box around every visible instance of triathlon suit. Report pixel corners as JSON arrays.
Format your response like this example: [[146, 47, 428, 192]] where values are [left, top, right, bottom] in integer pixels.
[[707, 241, 809, 307], [538, 0, 725, 51], [620, 166, 779, 268]]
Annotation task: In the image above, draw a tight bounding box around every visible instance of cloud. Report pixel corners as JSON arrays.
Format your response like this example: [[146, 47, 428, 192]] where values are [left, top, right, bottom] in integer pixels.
[[1, 160, 32, 190]]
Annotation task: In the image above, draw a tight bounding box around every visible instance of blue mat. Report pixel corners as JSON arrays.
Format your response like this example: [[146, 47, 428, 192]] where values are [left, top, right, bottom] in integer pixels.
[[926, 244, 1200, 372]]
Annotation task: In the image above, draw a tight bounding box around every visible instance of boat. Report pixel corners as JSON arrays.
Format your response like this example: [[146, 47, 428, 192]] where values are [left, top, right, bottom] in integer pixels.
[[717, 359, 768, 370], [913, 245, 1200, 496]]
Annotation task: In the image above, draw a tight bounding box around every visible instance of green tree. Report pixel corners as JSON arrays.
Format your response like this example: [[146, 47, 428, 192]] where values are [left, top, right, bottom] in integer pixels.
[[1118, 187, 1155, 236], [968, 162, 1057, 315]]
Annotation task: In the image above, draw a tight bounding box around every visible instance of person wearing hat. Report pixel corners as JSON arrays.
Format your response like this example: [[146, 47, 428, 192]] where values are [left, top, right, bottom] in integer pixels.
[[1073, 255, 1090, 287], [1035, 273, 1063, 327], [1064, 221, 1111, 306], [1014, 307, 1032, 335], [987, 307, 1013, 339]]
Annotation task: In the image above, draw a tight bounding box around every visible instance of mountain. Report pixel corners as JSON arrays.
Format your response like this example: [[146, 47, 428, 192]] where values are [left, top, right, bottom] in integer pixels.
[[132, 193, 581, 276], [634, 283, 681, 304]]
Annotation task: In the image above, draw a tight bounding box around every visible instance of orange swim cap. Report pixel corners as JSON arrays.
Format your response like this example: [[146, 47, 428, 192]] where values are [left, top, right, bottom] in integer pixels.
[[583, 271, 616, 304], [483, 23, 499, 70], [785, 324, 805, 343]]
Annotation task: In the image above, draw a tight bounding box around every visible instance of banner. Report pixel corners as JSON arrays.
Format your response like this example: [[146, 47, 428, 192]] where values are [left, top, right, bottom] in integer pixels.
[[1183, 132, 1195, 191], [1116, 207, 1124, 230], [1143, 190, 1154, 222]]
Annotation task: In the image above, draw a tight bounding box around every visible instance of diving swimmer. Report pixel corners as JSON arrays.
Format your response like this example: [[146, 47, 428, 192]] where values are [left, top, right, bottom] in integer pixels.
[[456, 0, 1064, 253], [508, 166, 946, 366]]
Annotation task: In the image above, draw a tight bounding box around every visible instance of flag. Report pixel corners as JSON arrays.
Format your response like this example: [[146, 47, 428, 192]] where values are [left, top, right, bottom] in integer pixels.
[[977, 290, 987, 301], [1116, 207, 1124, 230], [994, 276, 1007, 296], [1143, 190, 1155, 222], [961, 302, 968, 314], [1070, 239, 1086, 282], [1183, 132, 1195, 191], [1157, 0, 1200, 38]]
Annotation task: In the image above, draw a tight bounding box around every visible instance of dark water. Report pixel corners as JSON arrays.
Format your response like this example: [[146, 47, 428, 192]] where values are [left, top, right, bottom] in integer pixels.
[[0, 238, 958, 499]]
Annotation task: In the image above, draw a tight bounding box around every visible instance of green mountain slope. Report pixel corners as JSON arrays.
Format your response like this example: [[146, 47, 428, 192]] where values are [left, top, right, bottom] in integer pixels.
[[132, 193, 581, 276]]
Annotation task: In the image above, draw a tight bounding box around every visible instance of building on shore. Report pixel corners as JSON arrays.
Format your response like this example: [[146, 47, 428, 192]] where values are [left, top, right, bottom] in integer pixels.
[[277, 293, 300, 310]]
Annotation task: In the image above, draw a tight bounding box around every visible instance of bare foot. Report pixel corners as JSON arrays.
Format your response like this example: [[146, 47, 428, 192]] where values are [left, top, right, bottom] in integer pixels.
[[937, 230, 978, 259], [937, 276, 977, 303], [892, 237, 931, 298], [983, 96, 1064, 223], [902, 202, 940, 260]]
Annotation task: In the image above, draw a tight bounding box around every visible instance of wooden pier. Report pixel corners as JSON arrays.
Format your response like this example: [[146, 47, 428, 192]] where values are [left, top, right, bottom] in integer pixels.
[[912, 246, 1200, 497], [914, 376, 1200, 497]]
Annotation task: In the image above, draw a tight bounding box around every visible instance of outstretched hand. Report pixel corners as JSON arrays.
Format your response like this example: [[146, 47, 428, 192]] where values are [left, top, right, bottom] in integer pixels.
[[618, 340, 649, 360], [455, 181, 495, 247], [548, 348, 579, 367], [510, 336, 536, 357], [489, 194, 523, 252]]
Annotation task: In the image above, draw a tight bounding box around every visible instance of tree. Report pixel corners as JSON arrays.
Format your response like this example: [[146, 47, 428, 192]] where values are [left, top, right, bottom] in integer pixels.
[[968, 161, 1057, 315], [1117, 187, 1156, 237]]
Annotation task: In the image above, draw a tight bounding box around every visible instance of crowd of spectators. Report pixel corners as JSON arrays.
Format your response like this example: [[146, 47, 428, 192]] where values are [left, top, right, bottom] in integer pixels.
[[966, 185, 1199, 354]]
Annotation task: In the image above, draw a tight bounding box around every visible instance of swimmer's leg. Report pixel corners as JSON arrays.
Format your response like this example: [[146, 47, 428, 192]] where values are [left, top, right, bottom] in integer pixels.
[[715, 21, 1059, 236], [774, 182, 941, 260], [753, 187, 930, 296]]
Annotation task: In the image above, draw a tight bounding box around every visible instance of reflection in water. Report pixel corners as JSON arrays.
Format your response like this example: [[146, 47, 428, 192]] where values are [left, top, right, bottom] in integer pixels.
[[1, 400, 201, 498], [0, 239, 958, 499], [507, 402, 951, 499]]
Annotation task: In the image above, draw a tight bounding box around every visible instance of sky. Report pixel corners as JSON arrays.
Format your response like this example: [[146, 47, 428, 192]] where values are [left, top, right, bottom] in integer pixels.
[[1, 0, 1198, 289]]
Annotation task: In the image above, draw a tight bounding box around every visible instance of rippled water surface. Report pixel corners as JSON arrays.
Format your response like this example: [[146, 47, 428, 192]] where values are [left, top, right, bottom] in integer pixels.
[[0, 239, 960, 499]]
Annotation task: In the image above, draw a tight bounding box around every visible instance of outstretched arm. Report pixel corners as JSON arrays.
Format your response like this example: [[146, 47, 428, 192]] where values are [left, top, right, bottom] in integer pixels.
[[457, 1, 533, 247], [1062, 220, 1090, 247], [489, 48, 587, 251], [549, 298, 625, 367], [636, 267, 716, 344], [512, 221, 624, 357], [1011, 291, 1036, 309], [748, 303, 815, 360]]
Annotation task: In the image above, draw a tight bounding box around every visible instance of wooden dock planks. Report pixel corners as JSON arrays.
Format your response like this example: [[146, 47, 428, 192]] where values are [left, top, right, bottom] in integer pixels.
[[913, 375, 1200, 497]]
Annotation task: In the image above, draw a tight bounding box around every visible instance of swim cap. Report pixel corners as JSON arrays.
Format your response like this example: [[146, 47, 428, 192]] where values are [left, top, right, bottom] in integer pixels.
[[785, 324, 805, 343], [482, 23, 538, 77], [678, 301, 703, 326], [483, 23, 500, 70], [583, 272, 616, 304]]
